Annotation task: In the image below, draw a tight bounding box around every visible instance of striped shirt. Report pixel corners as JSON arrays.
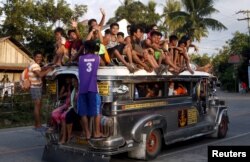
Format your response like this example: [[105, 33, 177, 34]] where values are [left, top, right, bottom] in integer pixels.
[[28, 62, 42, 88]]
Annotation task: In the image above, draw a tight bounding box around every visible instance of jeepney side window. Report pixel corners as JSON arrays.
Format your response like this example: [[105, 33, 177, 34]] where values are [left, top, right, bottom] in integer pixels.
[[134, 82, 164, 99], [167, 81, 190, 97]]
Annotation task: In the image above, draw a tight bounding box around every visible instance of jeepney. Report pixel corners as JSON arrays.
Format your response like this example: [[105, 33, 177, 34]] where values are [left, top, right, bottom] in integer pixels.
[[42, 66, 229, 162]]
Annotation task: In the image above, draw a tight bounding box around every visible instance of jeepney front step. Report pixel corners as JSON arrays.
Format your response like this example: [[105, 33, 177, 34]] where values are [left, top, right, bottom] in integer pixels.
[[42, 144, 110, 162]]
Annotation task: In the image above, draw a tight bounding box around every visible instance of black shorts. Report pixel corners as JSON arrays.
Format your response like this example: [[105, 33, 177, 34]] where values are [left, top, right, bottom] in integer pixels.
[[107, 44, 125, 56], [115, 44, 126, 54], [66, 108, 81, 124]]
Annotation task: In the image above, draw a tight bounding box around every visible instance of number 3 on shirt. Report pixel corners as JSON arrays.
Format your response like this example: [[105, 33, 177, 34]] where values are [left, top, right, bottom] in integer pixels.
[[86, 62, 92, 72]]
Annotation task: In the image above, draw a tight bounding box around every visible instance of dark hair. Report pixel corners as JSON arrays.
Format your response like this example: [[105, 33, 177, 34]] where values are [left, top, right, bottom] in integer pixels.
[[104, 29, 111, 35], [150, 24, 157, 29], [150, 31, 162, 37], [169, 35, 178, 42], [33, 50, 43, 57], [67, 29, 76, 36], [110, 22, 119, 29], [127, 25, 131, 28], [84, 40, 100, 53], [54, 27, 64, 35], [130, 24, 144, 36], [117, 32, 124, 38], [178, 39, 187, 46], [88, 19, 97, 26], [180, 35, 190, 42]]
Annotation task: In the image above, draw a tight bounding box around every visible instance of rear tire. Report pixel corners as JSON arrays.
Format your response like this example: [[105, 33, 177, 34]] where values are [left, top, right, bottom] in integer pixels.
[[146, 129, 162, 160]]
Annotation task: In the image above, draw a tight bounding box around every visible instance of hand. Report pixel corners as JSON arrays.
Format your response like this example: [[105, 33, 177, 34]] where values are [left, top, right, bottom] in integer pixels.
[[48, 66, 55, 71], [148, 48, 154, 54], [100, 8, 105, 16], [71, 18, 78, 28], [93, 25, 100, 31]]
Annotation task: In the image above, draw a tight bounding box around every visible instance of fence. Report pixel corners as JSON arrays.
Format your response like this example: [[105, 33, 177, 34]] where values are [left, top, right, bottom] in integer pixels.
[[0, 82, 53, 128]]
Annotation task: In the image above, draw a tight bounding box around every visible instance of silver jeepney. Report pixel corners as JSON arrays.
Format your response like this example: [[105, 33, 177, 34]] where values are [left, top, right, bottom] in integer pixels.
[[43, 66, 229, 162]]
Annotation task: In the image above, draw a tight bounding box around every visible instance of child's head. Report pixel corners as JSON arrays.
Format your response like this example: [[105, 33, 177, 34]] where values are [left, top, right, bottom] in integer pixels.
[[178, 39, 186, 48], [68, 29, 77, 40], [169, 35, 178, 46], [117, 32, 125, 43], [110, 22, 119, 35], [84, 40, 100, 54], [150, 31, 162, 44], [54, 27, 65, 40], [88, 19, 97, 27]]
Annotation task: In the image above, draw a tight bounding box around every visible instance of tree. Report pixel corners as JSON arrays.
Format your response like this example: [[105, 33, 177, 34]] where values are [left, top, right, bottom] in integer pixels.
[[0, 0, 87, 60], [161, 0, 182, 36], [212, 32, 250, 91], [169, 0, 227, 41], [190, 53, 211, 66], [107, 0, 160, 26]]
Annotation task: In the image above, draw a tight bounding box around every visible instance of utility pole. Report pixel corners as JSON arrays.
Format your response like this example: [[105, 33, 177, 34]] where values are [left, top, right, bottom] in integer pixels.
[[237, 10, 250, 44]]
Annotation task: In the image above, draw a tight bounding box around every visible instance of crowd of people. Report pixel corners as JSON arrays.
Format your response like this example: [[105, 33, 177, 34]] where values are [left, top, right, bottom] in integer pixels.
[[50, 8, 212, 75]]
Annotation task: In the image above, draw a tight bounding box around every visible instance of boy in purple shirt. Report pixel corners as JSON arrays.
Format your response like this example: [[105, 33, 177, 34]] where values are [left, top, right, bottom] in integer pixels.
[[78, 40, 102, 139]]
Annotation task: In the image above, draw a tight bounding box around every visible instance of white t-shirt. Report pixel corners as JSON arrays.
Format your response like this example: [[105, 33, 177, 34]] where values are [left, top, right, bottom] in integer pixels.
[[28, 62, 42, 88]]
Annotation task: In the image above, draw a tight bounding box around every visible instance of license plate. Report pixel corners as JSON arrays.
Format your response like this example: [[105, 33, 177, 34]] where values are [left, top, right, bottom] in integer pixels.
[[48, 82, 56, 94]]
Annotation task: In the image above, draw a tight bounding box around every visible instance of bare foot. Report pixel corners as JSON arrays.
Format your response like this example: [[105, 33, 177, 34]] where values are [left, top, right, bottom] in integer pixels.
[[187, 67, 194, 74]]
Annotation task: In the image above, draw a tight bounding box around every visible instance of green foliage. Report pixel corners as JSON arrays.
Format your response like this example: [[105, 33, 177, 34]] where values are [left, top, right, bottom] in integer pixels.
[[0, 93, 50, 128], [168, 0, 227, 41], [212, 32, 250, 91], [161, 0, 182, 35], [107, 0, 160, 26], [190, 53, 211, 66], [0, 0, 87, 60]]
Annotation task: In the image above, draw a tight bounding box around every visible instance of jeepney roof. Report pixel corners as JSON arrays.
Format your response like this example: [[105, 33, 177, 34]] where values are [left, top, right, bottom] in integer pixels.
[[46, 66, 211, 80]]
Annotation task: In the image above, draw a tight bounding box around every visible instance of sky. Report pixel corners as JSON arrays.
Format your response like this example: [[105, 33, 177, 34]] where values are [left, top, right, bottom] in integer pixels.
[[65, 0, 250, 55], [1, 0, 249, 55]]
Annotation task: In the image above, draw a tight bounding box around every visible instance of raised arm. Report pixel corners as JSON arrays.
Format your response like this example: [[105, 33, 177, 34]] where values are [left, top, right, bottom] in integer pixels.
[[71, 19, 81, 39], [98, 8, 106, 28]]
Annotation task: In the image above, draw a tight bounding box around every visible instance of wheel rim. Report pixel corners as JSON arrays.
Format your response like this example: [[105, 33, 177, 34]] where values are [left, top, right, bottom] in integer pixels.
[[146, 131, 158, 154], [220, 118, 227, 134]]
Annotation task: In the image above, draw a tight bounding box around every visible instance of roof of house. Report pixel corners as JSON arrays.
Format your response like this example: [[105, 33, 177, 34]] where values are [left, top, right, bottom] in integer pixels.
[[0, 36, 33, 71], [0, 36, 32, 56]]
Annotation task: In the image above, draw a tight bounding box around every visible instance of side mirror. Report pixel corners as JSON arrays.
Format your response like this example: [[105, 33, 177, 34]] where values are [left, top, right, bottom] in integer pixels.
[[112, 84, 129, 94]]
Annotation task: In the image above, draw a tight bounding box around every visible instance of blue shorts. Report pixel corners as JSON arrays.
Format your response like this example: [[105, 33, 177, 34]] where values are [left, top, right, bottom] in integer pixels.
[[30, 87, 42, 100], [77, 92, 101, 117]]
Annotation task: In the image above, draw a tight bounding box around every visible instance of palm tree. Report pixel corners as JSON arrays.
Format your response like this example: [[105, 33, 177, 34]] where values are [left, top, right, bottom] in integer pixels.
[[161, 0, 182, 35], [145, 0, 161, 25], [169, 0, 227, 41]]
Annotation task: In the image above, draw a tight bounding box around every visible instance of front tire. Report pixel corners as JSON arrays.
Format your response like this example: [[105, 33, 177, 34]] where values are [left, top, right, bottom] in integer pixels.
[[146, 129, 162, 160], [218, 115, 228, 138]]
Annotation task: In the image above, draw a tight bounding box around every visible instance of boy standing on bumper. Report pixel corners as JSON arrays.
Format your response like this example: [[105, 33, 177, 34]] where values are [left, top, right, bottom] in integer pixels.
[[78, 40, 102, 139]]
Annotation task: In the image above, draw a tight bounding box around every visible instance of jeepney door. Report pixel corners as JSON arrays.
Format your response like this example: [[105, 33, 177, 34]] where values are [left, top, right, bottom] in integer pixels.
[[193, 79, 208, 115]]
